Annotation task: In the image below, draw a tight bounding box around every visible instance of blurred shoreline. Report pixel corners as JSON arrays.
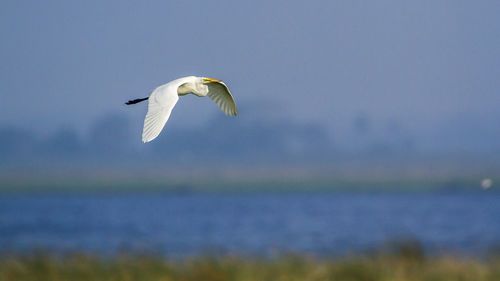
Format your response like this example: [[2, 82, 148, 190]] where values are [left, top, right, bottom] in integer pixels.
[[0, 174, 496, 193]]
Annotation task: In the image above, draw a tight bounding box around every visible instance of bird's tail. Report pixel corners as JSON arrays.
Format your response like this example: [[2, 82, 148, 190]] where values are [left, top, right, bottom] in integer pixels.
[[125, 97, 149, 105]]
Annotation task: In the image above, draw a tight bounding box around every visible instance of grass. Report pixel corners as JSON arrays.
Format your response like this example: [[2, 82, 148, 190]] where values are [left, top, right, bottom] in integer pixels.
[[1, 250, 500, 281]]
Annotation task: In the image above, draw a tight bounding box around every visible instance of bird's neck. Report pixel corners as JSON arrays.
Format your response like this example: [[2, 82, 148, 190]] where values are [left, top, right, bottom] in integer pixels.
[[177, 82, 208, 97]]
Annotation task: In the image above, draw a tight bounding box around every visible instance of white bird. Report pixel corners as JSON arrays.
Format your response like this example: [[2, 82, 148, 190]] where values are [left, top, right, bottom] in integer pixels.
[[126, 76, 238, 143]]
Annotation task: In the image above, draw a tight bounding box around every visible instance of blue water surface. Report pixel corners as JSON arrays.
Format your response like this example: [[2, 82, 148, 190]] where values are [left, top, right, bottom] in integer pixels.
[[0, 191, 499, 256]]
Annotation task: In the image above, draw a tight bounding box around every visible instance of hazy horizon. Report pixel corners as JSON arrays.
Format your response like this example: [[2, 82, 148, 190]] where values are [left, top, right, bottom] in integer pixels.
[[1, 1, 499, 183]]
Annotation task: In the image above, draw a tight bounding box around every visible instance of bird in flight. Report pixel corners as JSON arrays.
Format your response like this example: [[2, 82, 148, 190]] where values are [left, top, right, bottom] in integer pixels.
[[126, 76, 238, 143]]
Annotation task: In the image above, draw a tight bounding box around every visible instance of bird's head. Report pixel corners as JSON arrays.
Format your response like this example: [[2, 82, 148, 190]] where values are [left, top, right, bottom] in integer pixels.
[[178, 76, 223, 97]]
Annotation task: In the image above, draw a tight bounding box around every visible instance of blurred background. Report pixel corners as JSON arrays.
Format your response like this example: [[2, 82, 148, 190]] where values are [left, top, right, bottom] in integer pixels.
[[1, 0, 499, 272]]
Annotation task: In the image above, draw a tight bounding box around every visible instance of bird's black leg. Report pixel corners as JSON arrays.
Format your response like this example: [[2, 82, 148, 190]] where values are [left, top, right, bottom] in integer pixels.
[[125, 97, 149, 105]]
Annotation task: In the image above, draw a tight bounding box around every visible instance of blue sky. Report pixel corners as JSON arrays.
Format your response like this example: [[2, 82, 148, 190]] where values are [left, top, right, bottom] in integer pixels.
[[1, 1, 499, 145]]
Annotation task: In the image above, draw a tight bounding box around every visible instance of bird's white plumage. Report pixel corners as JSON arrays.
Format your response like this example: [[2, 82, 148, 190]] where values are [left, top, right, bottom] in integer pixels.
[[206, 82, 238, 116], [142, 83, 180, 143], [135, 76, 238, 143]]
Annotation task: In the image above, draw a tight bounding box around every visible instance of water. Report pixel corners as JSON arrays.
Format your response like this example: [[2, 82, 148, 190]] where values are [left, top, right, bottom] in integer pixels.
[[1, 191, 499, 256]]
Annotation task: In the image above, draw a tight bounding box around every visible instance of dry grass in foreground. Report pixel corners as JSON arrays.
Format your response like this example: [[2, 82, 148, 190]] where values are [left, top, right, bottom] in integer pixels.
[[1, 250, 500, 281]]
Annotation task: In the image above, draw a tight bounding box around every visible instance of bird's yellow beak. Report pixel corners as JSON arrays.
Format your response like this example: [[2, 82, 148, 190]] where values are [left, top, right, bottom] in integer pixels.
[[203, 78, 221, 83]]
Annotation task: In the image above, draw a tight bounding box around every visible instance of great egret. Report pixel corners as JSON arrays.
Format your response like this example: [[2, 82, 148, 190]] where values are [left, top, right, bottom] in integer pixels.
[[126, 76, 238, 143]]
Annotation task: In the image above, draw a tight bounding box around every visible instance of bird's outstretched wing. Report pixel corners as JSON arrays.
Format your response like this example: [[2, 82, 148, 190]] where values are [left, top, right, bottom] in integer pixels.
[[207, 82, 238, 116], [142, 92, 179, 143]]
